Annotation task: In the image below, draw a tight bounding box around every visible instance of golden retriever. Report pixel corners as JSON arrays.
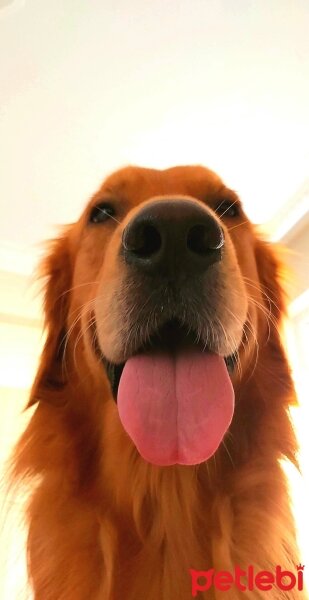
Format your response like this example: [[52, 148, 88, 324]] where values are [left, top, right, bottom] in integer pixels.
[[12, 166, 304, 599]]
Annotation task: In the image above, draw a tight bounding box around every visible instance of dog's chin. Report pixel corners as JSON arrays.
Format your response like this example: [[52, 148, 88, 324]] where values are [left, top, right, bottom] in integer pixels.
[[96, 319, 238, 401]]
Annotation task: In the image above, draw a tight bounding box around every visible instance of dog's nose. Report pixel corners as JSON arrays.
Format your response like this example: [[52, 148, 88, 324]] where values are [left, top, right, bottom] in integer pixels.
[[122, 199, 224, 275]]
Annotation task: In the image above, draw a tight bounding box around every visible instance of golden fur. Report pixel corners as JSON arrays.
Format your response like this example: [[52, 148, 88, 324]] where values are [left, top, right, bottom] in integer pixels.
[[11, 166, 303, 599]]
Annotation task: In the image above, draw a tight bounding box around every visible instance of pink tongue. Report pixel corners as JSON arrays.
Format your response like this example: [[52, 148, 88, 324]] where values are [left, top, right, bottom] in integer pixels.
[[117, 351, 234, 466]]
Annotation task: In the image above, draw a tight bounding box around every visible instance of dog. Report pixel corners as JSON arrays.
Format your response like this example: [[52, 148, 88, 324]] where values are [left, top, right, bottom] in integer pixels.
[[11, 165, 303, 599]]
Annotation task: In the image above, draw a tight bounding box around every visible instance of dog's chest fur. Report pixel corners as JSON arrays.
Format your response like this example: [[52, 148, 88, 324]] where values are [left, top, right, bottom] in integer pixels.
[[97, 459, 301, 600]]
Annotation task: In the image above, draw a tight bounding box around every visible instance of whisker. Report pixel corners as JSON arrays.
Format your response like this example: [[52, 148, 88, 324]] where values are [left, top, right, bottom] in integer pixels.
[[227, 221, 248, 232], [222, 440, 235, 469], [99, 207, 121, 225], [61, 298, 98, 378], [216, 199, 239, 218], [57, 281, 100, 301], [73, 313, 97, 371], [242, 276, 281, 315], [214, 199, 227, 214]]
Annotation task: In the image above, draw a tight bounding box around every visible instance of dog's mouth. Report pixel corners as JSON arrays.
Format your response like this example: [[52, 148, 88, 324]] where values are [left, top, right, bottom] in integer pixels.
[[102, 319, 237, 399], [97, 318, 236, 467]]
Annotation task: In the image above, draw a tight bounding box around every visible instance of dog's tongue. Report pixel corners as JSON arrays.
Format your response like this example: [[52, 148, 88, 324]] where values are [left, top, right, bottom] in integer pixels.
[[117, 351, 234, 466]]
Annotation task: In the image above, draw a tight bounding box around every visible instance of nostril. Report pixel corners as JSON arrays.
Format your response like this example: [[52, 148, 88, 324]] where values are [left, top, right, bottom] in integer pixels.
[[135, 224, 161, 257], [187, 224, 224, 255], [123, 223, 162, 258]]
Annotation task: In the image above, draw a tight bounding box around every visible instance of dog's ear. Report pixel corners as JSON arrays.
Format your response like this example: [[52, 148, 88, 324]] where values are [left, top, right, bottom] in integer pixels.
[[28, 229, 72, 406], [254, 237, 298, 467]]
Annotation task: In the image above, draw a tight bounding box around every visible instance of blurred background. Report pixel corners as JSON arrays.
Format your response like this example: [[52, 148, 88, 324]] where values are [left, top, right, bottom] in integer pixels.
[[0, 0, 308, 597]]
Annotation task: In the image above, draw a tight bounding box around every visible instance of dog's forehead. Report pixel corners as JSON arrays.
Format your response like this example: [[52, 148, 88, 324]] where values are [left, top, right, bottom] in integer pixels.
[[99, 165, 224, 204]]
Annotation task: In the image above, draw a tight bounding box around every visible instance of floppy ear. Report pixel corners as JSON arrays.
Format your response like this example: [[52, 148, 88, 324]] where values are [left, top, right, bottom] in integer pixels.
[[253, 237, 299, 467], [28, 229, 73, 406]]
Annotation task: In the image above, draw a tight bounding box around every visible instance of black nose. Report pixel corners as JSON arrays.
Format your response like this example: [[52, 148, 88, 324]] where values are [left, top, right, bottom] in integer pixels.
[[122, 199, 224, 276]]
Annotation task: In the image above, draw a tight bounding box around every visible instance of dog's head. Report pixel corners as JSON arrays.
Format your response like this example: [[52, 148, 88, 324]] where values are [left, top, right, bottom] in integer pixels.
[[30, 165, 287, 467]]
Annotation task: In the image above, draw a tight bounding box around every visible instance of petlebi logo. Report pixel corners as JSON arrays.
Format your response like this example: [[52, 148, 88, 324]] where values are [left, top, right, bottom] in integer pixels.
[[190, 564, 305, 596]]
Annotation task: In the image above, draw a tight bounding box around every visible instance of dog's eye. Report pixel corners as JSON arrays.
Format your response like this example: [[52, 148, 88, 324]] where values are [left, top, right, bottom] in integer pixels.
[[89, 203, 115, 224], [215, 200, 240, 218]]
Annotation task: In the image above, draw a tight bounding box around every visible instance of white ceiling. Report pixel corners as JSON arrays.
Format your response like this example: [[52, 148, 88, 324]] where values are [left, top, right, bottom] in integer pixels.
[[0, 0, 308, 261]]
